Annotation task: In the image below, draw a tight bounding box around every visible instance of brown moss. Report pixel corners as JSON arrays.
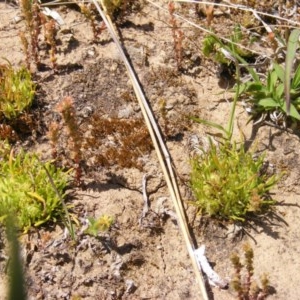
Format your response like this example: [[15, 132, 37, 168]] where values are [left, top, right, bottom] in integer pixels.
[[0, 112, 39, 143], [82, 115, 153, 170], [0, 124, 18, 142]]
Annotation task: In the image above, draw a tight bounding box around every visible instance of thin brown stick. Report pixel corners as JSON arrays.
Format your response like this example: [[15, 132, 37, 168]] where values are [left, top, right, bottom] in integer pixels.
[[91, 1, 209, 299]]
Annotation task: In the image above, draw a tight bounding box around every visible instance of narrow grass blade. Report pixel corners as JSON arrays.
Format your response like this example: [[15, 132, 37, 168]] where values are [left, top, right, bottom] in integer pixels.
[[41, 161, 75, 240], [5, 216, 27, 300], [171, 0, 300, 26], [190, 116, 228, 136], [285, 29, 300, 115]]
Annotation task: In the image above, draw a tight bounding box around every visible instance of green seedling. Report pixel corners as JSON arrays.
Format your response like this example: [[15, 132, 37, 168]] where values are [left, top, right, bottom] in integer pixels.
[[203, 25, 256, 67], [0, 148, 71, 232], [238, 61, 300, 122], [0, 63, 35, 119], [203, 26, 260, 85], [225, 28, 300, 124], [231, 243, 270, 300], [85, 215, 114, 236]]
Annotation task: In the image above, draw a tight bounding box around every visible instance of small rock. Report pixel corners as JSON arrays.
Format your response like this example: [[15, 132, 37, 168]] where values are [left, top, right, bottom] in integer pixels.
[[125, 279, 137, 294], [118, 105, 134, 118]]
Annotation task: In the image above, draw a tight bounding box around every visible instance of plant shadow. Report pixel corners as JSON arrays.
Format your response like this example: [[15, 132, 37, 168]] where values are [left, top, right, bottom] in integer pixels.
[[244, 120, 300, 153]]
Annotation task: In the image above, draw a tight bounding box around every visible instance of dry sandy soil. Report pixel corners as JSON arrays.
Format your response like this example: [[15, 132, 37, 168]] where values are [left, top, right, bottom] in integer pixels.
[[1, 1, 300, 299]]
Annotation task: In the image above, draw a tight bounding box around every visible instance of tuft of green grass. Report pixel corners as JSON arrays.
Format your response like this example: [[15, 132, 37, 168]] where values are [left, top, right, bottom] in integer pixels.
[[0, 148, 71, 232], [0, 63, 35, 119], [190, 140, 278, 222]]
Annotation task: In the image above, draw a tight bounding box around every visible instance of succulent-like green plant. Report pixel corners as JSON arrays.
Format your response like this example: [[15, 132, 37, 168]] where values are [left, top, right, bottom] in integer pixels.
[[0, 148, 71, 232], [85, 215, 114, 236], [0, 63, 35, 119], [190, 140, 278, 222]]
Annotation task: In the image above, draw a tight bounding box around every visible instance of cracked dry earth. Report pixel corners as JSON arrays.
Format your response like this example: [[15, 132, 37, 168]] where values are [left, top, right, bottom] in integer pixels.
[[1, 1, 300, 300]]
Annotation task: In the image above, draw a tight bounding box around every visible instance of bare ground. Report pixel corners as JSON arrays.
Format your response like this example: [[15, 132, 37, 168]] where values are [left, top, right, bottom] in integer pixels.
[[1, 1, 300, 299]]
